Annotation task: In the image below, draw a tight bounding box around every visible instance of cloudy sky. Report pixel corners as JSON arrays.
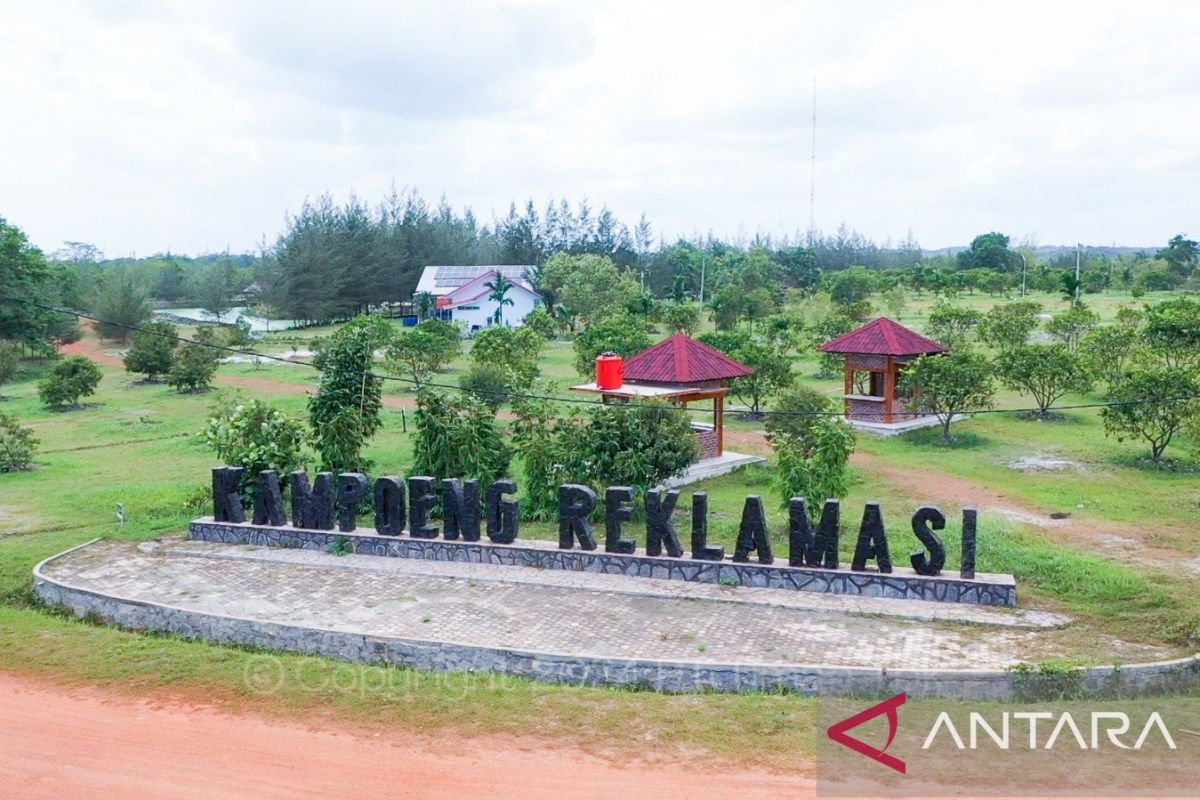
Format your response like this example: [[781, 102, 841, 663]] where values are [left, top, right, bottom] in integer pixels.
[[2, 0, 1198, 256]]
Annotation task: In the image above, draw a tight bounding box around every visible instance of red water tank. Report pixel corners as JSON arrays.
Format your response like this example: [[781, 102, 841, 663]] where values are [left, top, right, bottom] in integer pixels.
[[595, 352, 623, 390]]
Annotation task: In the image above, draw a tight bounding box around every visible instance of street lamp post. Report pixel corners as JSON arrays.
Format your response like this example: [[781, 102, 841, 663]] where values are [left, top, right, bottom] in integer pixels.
[[1016, 251, 1027, 297]]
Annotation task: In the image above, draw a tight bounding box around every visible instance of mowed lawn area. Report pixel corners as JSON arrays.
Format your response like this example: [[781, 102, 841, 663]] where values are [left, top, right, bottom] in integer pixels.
[[1, 289, 1198, 770]]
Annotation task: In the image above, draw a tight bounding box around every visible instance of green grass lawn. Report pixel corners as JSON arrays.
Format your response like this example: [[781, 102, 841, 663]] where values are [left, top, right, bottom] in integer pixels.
[[2, 300, 1198, 768]]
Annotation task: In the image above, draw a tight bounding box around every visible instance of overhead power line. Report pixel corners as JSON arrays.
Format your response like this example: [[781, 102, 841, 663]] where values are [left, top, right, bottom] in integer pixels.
[[3, 294, 1198, 419]]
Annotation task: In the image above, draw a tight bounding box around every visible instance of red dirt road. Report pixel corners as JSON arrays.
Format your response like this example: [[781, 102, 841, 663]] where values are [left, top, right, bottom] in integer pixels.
[[0, 673, 811, 799]]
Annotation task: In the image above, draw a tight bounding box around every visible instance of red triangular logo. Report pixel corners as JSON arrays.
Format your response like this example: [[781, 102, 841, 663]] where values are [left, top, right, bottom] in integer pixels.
[[827, 692, 907, 774]]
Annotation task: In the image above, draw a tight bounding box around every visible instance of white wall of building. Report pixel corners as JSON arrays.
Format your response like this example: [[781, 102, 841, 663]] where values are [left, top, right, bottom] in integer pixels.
[[447, 286, 540, 330]]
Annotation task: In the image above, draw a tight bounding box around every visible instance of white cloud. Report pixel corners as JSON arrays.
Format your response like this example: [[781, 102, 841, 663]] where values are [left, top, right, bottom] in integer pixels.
[[0, 0, 1197, 255]]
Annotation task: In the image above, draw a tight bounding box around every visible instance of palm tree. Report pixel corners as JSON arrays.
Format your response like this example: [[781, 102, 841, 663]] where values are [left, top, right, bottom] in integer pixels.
[[414, 291, 435, 321], [484, 273, 516, 326]]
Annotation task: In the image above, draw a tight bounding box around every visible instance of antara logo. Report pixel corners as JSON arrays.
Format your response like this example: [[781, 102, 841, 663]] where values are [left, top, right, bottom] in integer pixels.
[[827, 692, 907, 774], [922, 711, 1178, 751]]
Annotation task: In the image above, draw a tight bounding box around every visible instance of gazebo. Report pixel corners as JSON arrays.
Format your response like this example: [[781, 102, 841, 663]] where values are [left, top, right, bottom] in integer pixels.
[[571, 334, 753, 459], [819, 317, 945, 428]]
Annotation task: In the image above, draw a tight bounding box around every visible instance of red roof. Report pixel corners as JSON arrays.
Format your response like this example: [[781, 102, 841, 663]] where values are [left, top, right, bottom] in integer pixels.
[[819, 317, 946, 356], [623, 334, 753, 384]]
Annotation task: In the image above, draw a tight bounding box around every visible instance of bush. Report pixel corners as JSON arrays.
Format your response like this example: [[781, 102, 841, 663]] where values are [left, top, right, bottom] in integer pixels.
[[167, 327, 221, 393], [662, 302, 700, 335], [926, 304, 980, 347], [38, 355, 102, 409], [308, 315, 391, 473], [124, 320, 177, 381], [995, 344, 1093, 418], [521, 306, 559, 340], [774, 417, 855, 510], [470, 325, 542, 389], [572, 313, 651, 376], [1046, 306, 1099, 352], [411, 390, 512, 488], [204, 398, 308, 504], [0, 411, 38, 471], [460, 363, 516, 412], [386, 320, 460, 387], [93, 269, 152, 342], [764, 385, 833, 446], [698, 331, 794, 414], [0, 340, 21, 396], [977, 301, 1041, 349], [899, 351, 996, 442]]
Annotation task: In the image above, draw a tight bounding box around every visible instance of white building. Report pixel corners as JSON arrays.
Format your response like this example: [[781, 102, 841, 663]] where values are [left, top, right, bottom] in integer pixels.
[[414, 265, 541, 331]]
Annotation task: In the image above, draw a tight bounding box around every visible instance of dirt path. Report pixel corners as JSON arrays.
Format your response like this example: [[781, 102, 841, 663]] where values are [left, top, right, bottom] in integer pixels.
[[0, 673, 809, 799]]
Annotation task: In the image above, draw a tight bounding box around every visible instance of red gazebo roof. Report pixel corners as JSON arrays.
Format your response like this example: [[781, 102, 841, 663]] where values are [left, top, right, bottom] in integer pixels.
[[819, 317, 946, 356], [623, 334, 753, 384]]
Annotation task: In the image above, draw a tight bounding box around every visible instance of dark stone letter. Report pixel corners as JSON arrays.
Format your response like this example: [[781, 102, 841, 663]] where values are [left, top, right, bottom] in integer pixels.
[[910, 505, 948, 576], [604, 486, 636, 554], [336, 473, 368, 532], [788, 497, 812, 567], [443, 478, 481, 542], [558, 484, 597, 550], [373, 476, 405, 535], [252, 470, 287, 527], [408, 476, 439, 538], [645, 489, 683, 558], [805, 500, 840, 569], [733, 495, 773, 564], [690, 492, 724, 561], [290, 471, 335, 530], [212, 467, 245, 523], [486, 479, 519, 544], [851, 502, 893, 573], [959, 507, 977, 579]]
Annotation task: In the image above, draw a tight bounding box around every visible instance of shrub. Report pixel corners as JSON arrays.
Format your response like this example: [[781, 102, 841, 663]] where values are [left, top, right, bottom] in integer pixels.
[[124, 320, 177, 381], [386, 321, 460, 387], [662, 302, 700, 335], [764, 385, 834, 446], [411, 390, 512, 488], [460, 363, 516, 412], [900, 351, 996, 442], [0, 411, 38, 471], [1046, 306, 1099, 353], [470, 325, 542, 388], [93, 269, 152, 342], [167, 327, 221, 393], [698, 331, 794, 414], [774, 417, 855, 511], [926, 304, 980, 347], [308, 315, 390, 473], [572, 313, 651, 376], [1142, 297, 1200, 369], [204, 398, 308, 504], [38, 355, 102, 409], [521, 306, 559, 340]]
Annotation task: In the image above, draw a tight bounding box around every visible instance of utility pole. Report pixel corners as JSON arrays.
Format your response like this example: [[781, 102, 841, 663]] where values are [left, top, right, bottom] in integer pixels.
[[1017, 251, 1028, 298], [698, 255, 706, 309], [1075, 243, 1082, 304]]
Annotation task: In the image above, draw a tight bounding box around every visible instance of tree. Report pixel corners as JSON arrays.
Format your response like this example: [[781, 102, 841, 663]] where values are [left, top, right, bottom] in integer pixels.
[[1155, 234, 1198, 279], [1101, 368, 1200, 461], [764, 385, 834, 448], [1142, 297, 1200, 369], [0, 341, 20, 397], [204, 398, 309, 504], [38, 355, 102, 409], [698, 332, 794, 415], [572, 313, 651, 376], [1046, 306, 1098, 353], [926, 304, 980, 347], [957, 232, 1013, 272], [880, 285, 908, 320], [552, 254, 642, 327], [995, 344, 1093, 419], [93, 269, 152, 342], [194, 257, 240, 322], [662, 302, 700, 335], [484, 273, 515, 326], [977, 301, 1041, 349], [470, 325, 543, 389], [386, 324, 459, 387], [774, 417, 855, 511], [823, 266, 876, 320], [0, 411, 38, 472], [123, 320, 177, 382], [900, 352, 996, 442], [167, 327, 222, 392], [414, 292, 435, 322], [1081, 325, 1142, 387], [809, 310, 855, 378], [0, 217, 65, 354], [308, 315, 390, 473]]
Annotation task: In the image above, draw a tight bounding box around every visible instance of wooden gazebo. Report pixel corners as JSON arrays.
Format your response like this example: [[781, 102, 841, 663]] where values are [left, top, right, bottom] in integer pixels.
[[819, 318, 945, 424], [571, 334, 753, 459]]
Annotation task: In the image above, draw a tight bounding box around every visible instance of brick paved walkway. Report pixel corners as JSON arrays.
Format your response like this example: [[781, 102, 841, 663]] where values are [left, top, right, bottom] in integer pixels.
[[42, 538, 1080, 671]]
